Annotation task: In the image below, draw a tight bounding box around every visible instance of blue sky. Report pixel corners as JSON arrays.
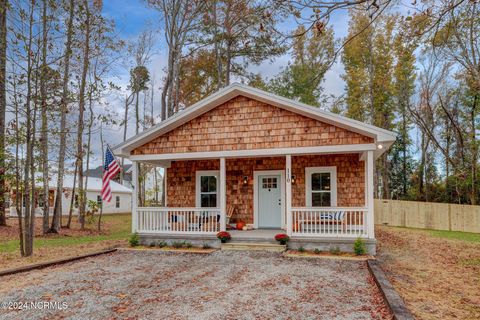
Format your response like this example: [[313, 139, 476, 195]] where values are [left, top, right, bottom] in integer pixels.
[[101, 0, 352, 97], [92, 1, 356, 167]]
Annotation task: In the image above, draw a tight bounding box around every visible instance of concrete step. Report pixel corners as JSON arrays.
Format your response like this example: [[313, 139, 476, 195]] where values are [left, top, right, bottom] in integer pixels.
[[221, 242, 286, 252]]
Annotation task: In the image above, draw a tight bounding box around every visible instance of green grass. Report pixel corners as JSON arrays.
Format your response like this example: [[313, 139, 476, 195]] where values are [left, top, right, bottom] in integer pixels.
[[429, 230, 480, 243], [388, 226, 480, 244], [0, 214, 131, 253]]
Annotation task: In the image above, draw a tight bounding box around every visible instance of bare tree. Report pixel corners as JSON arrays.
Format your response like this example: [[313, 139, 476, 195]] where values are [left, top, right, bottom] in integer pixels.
[[76, 0, 92, 229], [148, 0, 205, 119], [0, 0, 7, 227], [51, 0, 75, 232]]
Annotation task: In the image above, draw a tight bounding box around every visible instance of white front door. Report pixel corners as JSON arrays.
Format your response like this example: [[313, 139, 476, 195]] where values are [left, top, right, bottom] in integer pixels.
[[258, 174, 282, 228]]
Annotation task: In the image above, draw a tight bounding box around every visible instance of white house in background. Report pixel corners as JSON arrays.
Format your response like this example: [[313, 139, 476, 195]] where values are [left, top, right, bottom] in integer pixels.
[[9, 175, 132, 217], [85, 164, 163, 205]]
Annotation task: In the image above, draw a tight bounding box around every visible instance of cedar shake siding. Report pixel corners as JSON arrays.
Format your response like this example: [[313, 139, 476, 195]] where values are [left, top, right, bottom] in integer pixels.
[[167, 155, 365, 224], [132, 95, 373, 155]]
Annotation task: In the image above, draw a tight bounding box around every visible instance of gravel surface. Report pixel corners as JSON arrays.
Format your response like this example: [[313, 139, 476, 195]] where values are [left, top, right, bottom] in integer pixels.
[[0, 251, 390, 320]]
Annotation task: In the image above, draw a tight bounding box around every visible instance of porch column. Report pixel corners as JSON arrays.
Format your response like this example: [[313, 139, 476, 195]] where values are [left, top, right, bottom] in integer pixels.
[[220, 157, 226, 231], [286, 155, 292, 236], [163, 167, 168, 207], [366, 151, 375, 238], [131, 160, 138, 233]]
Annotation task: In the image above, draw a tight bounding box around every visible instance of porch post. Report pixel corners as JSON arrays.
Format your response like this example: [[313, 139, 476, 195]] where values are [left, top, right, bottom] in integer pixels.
[[131, 160, 138, 233], [286, 154, 292, 236], [163, 167, 168, 207], [366, 151, 375, 238], [220, 157, 226, 231]]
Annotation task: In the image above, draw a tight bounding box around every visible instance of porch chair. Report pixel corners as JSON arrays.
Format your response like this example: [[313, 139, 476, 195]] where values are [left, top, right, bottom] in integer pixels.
[[226, 205, 235, 229], [298, 210, 347, 233]]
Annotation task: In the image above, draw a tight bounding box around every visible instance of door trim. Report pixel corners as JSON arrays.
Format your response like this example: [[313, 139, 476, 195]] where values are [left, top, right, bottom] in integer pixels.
[[253, 170, 285, 229]]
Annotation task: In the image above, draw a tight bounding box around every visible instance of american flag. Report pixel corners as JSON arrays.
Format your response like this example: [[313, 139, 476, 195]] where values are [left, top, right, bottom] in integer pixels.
[[101, 146, 121, 202]]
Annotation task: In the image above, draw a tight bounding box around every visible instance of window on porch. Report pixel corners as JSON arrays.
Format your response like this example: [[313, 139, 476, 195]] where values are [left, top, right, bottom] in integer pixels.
[[305, 167, 337, 207], [196, 171, 219, 208]]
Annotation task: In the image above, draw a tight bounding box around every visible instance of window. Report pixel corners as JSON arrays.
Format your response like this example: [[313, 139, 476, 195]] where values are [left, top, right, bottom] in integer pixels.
[[262, 177, 277, 189], [305, 167, 337, 207], [196, 171, 219, 208], [115, 196, 120, 208], [97, 195, 102, 206]]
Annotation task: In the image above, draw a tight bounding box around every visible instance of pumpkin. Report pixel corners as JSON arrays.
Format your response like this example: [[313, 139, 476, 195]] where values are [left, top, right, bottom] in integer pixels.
[[236, 221, 245, 230]]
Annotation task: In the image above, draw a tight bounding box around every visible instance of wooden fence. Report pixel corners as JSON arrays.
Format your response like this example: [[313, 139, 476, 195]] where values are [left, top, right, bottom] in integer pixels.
[[374, 199, 480, 233]]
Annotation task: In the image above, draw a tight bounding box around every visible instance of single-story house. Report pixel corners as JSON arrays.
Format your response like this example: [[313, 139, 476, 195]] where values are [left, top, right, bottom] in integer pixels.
[[9, 175, 132, 217], [113, 83, 396, 254]]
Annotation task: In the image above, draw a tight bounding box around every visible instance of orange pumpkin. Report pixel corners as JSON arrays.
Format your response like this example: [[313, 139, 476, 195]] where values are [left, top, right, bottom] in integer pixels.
[[236, 221, 245, 230]]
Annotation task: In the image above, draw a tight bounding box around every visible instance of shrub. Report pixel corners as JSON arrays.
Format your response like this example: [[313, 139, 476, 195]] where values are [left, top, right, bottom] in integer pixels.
[[298, 246, 305, 253], [202, 242, 211, 249], [353, 237, 367, 255], [217, 231, 231, 243], [171, 241, 184, 249], [274, 233, 290, 245], [314, 248, 321, 254], [157, 241, 168, 248], [184, 241, 193, 248], [329, 246, 341, 255], [148, 242, 156, 247], [129, 232, 139, 247]]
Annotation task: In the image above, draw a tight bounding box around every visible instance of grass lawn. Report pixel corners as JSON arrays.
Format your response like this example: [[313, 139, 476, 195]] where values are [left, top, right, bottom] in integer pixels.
[[376, 225, 480, 320], [0, 214, 131, 271]]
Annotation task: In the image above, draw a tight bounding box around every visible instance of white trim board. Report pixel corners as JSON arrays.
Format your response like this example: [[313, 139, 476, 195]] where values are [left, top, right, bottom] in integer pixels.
[[253, 170, 286, 229], [130, 144, 377, 162], [113, 83, 396, 158], [305, 166, 338, 207]]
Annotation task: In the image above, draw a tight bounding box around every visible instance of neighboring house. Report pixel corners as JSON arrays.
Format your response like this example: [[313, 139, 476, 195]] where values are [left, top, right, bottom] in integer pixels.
[[9, 175, 132, 217], [84, 164, 133, 188], [113, 83, 396, 253], [85, 164, 163, 204]]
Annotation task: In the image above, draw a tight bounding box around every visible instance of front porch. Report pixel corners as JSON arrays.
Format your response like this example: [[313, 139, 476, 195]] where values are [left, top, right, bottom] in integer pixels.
[[130, 149, 376, 253]]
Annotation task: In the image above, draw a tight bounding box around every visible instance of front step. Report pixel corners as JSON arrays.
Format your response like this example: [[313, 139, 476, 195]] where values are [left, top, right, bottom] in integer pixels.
[[221, 242, 286, 252]]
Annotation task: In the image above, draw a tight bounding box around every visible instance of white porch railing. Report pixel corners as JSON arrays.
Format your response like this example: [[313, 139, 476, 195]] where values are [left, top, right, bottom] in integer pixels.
[[291, 207, 368, 237], [136, 207, 221, 234]]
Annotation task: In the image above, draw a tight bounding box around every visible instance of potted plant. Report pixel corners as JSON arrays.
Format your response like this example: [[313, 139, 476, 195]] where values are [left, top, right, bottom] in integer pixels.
[[217, 231, 231, 243], [274, 233, 290, 245]]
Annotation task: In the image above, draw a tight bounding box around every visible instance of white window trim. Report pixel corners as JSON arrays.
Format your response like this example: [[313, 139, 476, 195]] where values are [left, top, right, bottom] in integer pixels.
[[305, 166, 337, 207], [195, 170, 220, 208]]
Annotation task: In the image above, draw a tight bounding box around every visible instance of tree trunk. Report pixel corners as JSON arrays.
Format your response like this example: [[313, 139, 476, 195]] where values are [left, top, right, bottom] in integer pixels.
[[135, 90, 140, 134], [0, 0, 7, 227], [470, 94, 478, 205], [77, 0, 91, 229], [98, 126, 105, 231], [22, 0, 36, 257], [66, 162, 77, 228], [40, 0, 49, 234], [12, 75, 24, 256], [51, 0, 75, 232], [121, 93, 133, 182]]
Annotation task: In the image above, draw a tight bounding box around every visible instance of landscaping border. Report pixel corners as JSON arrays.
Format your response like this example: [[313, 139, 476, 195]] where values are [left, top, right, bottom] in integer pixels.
[[0, 248, 118, 277], [367, 259, 414, 320]]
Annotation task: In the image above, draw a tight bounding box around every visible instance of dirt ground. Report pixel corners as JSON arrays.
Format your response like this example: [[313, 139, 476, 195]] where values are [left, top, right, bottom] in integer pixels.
[[0, 215, 130, 271], [376, 226, 480, 320], [0, 250, 391, 320]]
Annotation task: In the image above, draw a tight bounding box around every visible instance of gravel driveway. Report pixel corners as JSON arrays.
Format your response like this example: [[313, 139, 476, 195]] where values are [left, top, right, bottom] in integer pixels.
[[0, 251, 390, 320]]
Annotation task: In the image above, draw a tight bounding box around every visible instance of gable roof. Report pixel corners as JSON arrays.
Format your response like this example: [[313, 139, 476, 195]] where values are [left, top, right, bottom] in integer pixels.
[[113, 83, 396, 158]]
